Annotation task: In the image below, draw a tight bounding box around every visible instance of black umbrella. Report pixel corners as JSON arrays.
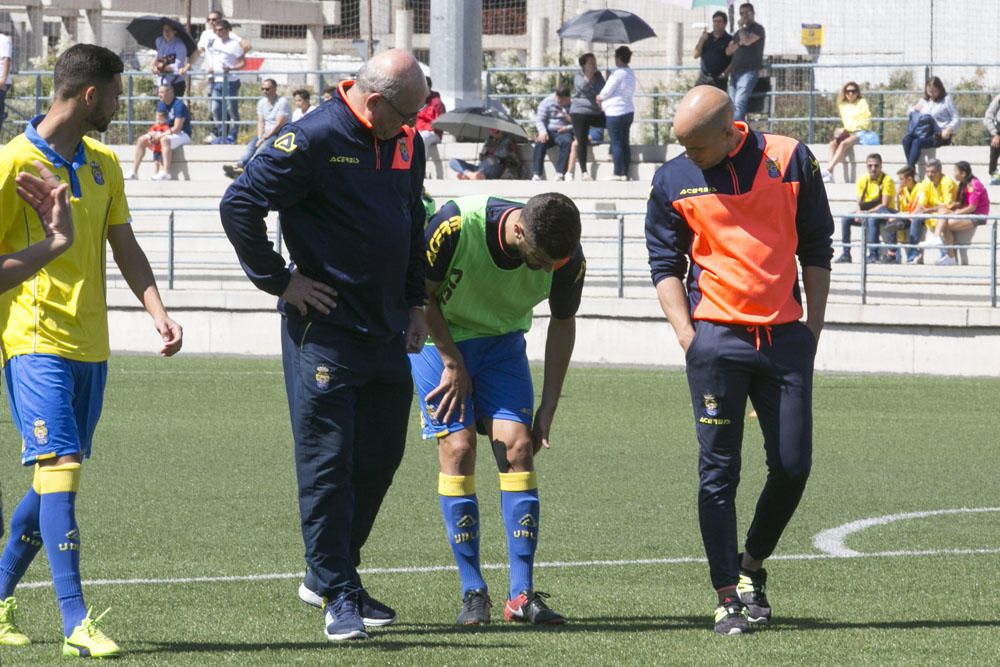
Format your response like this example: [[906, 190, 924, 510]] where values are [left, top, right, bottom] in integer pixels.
[[432, 106, 529, 142], [557, 9, 656, 44], [126, 16, 197, 56]]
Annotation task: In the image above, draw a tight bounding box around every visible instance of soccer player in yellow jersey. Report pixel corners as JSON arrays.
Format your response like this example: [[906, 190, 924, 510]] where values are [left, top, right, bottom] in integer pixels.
[[0, 44, 183, 659]]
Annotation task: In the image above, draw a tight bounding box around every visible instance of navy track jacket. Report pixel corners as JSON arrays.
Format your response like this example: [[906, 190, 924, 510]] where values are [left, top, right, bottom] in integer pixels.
[[220, 81, 427, 339]]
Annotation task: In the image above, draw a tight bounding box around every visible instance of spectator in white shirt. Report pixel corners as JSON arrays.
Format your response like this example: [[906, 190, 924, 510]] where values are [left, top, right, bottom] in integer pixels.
[[291, 89, 317, 122], [206, 19, 246, 144], [597, 46, 636, 181]]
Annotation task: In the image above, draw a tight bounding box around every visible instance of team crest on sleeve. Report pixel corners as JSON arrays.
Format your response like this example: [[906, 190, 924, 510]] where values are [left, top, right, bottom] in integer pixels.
[[314, 365, 331, 390], [273, 132, 298, 154], [33, 419, 49, 445], [90, 161, 105, 185], [397, 137, 410, 163]]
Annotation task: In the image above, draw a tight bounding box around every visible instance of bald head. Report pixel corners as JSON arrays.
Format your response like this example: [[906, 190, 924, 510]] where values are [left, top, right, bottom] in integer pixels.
[[349, 49, 429, 139], [356, 48, 428, 101], [674, 86, 733, 139]]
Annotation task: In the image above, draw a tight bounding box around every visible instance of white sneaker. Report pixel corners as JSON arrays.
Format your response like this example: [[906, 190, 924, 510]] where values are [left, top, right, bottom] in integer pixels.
[[581, 173, 593, 181], [564, 173, 574, 181], [555, 173, 565, 181], [122, 170, 137, 180], [936, 254, 956, 265], [531, 174, 542, 182], [919, 235, 942, 248], [821, 170, 834, 183]]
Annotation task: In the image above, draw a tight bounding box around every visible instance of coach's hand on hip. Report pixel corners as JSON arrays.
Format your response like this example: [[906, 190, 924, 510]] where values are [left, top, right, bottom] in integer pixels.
[[282, 268, 338, 316]]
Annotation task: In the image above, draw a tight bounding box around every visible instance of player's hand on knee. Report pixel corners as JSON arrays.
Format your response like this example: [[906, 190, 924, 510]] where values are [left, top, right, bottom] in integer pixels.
[[282, 268, 338, 316]]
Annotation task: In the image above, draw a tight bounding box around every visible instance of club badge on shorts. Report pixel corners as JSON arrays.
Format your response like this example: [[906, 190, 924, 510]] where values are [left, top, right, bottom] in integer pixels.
[[33, 419, 49, 445], [314, 365, 331, 390]]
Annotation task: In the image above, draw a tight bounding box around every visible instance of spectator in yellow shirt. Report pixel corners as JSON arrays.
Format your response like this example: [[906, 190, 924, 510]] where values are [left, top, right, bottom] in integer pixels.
[[909, 158, 957, 264], [822, 82, 872, 183], [880, 165, 921, 263], [835, 153, 894, 264]]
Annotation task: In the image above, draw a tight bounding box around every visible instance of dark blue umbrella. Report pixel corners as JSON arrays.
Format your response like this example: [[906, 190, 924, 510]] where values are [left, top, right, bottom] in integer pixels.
[[557, 9, 656, 44], [126, 16, 197, 56]]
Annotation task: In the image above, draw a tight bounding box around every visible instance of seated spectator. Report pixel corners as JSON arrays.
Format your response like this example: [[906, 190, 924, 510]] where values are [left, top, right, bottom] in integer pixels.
[[693, 11, 732, 90], [984, 93, 1000, 185], [124, 84, 193, 181], [880, 165, 921, 264], [909, 158, 958, 264], [154, 22, 190, 98], [291, 88, 316, 122], [821, 82, 871, 183], [531, 84, 573, 181], [598, 45, 637, 181], [448, 128, 521, 180], [933, 161, 990, 265], [223, 78, 290, 178], [416, 77, 446, 148], [835, 153, 895, 263], [901, 76, 959, 169]]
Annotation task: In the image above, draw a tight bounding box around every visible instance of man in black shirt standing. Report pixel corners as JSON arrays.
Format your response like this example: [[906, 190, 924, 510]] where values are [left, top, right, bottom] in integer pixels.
[[725, 3, 765, 121], [693, 11, 732, 91]]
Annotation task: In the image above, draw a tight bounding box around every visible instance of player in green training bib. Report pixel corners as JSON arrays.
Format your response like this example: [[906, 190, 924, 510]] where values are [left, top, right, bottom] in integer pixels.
[[410, 192, 585, 625]]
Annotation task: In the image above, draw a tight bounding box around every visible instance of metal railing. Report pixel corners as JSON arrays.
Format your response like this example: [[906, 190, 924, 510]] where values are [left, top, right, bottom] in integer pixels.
[[5, 68, 353, 144], [116, 206, 999, 308], [485, 61, 1000, 144]]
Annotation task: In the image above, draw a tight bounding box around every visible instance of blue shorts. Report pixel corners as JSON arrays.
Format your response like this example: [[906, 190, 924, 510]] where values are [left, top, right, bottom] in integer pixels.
[[409, 332, 533, 439], [4, 354, 107, 465]]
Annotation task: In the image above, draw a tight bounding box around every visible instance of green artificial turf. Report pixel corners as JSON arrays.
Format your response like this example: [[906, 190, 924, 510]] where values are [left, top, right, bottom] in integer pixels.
[[0, 356, 996, 665]]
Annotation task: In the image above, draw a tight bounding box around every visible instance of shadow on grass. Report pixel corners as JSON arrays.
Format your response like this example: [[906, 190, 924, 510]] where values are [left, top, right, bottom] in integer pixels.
[[771, 617, 1000, 632]]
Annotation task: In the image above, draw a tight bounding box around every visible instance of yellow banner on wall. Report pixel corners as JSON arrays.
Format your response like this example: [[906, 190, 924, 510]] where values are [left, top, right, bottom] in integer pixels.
[[801, 23, 823, 47]]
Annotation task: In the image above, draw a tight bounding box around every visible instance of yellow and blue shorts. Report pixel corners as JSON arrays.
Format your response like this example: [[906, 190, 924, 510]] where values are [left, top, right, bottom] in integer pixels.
[[4, 354, 107, 465], [409, 331, 533, 439]]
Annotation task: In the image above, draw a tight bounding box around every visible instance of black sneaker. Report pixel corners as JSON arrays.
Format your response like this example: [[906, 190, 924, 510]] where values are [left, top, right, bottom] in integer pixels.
[[358, 589, 396, 627], [834, 253, 852, 264], [736, 567, 772, 624], [456, 589, 492, 625], [503, 590, 566, 625], [713, 596, 750, 635]]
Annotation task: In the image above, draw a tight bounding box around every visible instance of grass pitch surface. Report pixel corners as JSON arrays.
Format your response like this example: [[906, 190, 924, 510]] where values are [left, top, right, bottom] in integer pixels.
[[1, 356, 997, 665]]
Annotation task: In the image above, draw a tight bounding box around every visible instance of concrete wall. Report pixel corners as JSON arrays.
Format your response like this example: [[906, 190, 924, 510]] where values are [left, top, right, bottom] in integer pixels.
[[108, 291, 1000, 377]]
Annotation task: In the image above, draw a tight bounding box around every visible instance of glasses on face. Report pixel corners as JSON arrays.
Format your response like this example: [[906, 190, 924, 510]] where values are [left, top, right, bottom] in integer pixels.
[[262, 87, 274, 92], [380, 95, 419, 124], [845, 89, 859, 94]]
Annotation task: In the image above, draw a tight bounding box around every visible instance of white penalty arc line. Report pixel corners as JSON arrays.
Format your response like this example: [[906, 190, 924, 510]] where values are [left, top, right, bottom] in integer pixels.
[[16, 546, 1000, 591], [813, 507, 1000, 557]]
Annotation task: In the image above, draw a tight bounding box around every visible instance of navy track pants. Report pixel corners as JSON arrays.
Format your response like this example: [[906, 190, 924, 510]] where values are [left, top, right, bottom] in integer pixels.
[[684, 320, 816, 590]]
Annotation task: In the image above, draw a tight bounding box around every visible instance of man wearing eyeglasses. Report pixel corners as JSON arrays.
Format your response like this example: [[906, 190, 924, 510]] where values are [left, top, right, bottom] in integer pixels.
[[223, 79, 290, 178], [220, 49, 429, 642]]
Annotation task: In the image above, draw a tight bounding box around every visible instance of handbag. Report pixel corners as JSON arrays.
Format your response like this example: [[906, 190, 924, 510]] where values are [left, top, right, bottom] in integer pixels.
[[905, 111, 937, 140], [857, 130, 880, 145]]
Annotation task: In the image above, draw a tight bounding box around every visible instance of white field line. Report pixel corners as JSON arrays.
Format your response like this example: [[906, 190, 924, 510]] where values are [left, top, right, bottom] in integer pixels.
[[17, 546, 1000, 591], [812, 507, 1000, 557]]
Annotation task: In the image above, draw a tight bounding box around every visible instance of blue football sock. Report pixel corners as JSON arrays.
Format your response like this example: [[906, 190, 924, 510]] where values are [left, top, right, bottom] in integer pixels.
[[438, 474, 486, 596], [499, 472, 540, 600], [37, 463, 86, 635], [0, 485, 43, 598]]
